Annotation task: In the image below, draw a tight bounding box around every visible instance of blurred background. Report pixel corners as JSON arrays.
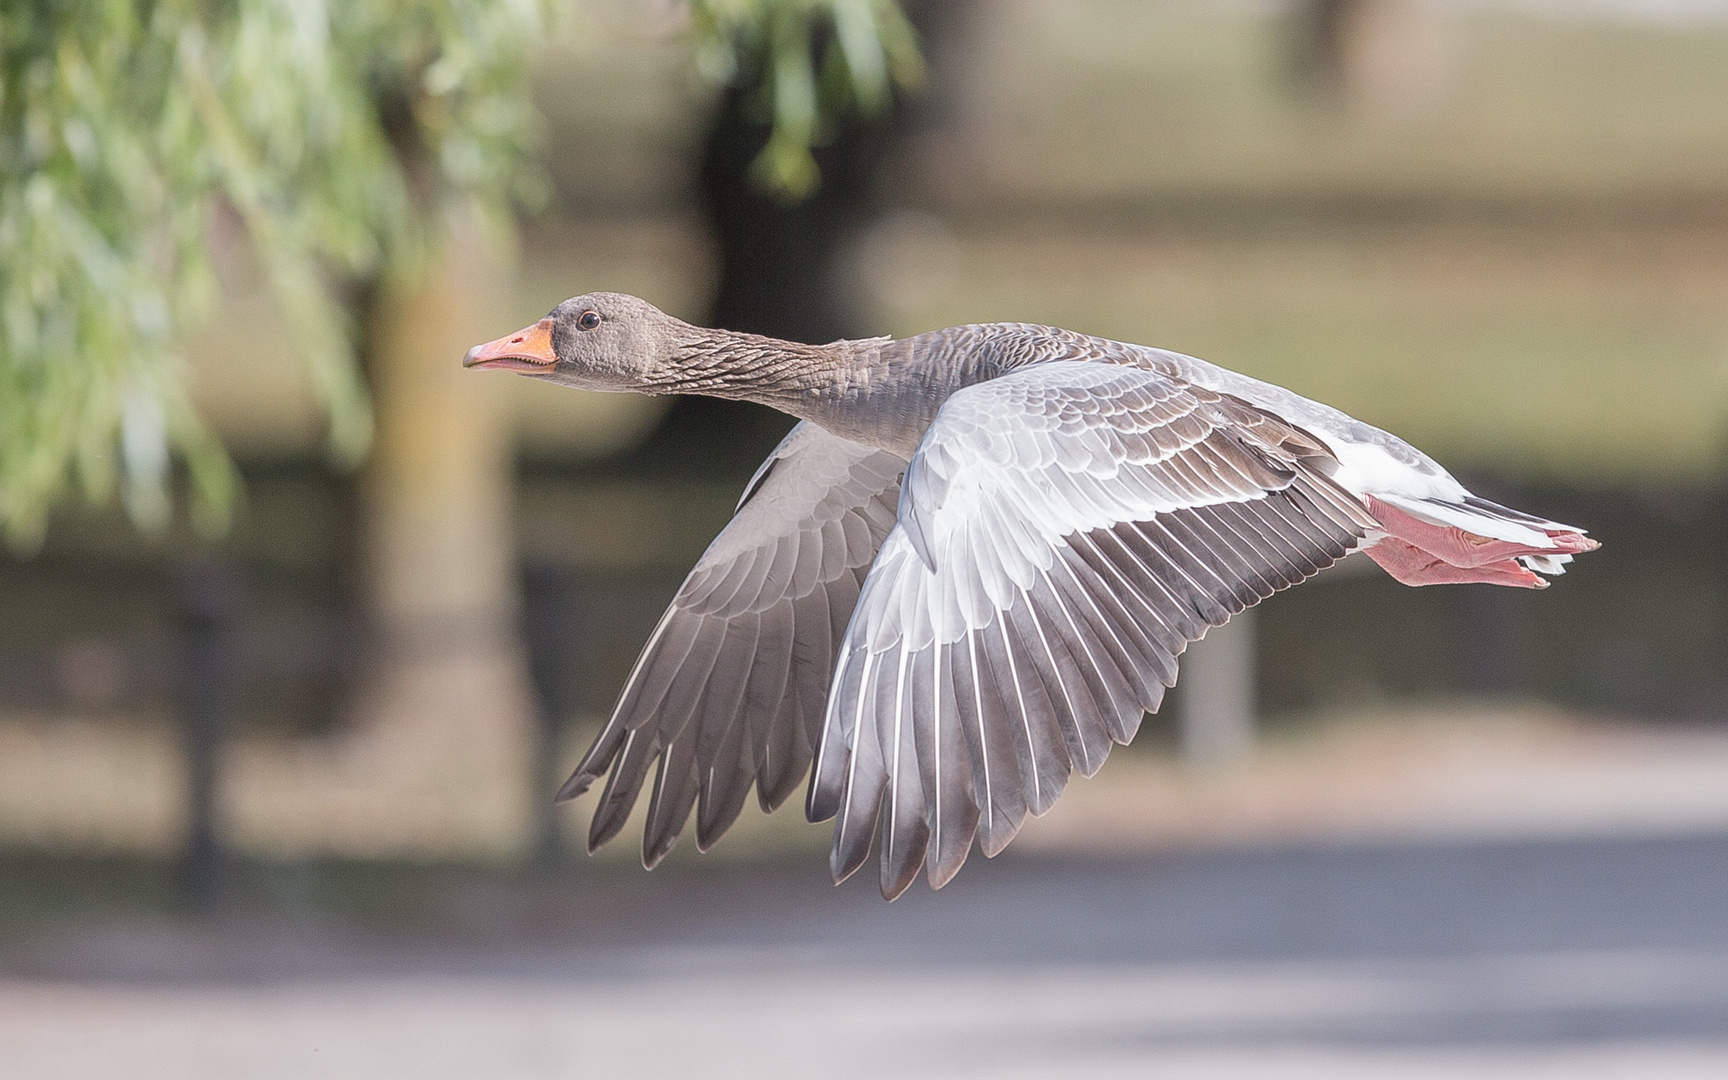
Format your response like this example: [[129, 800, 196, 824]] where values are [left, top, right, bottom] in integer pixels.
[[7, 0, 1728, 1075]]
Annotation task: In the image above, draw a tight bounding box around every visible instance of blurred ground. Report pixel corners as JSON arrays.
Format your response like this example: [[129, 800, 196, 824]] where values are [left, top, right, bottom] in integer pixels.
[[12, 702, 1728, 862], [6, 705, 1728, 1078]]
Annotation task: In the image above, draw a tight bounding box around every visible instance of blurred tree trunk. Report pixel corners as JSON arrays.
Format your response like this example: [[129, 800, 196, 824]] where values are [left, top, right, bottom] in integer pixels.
[[687, 1, 975, 461], [700, 0, 974, 341], [685, 82, 897, 464], [342, 224, 537, 857], [700, 88, 887, 346], [1291, 0, 1456, 116]]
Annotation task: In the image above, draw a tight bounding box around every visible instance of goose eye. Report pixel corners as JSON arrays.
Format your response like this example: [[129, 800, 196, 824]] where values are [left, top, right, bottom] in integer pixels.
[[577, 310, 601, 331]]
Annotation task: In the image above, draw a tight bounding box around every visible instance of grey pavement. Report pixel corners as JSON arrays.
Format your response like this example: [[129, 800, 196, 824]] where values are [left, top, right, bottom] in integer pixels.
[[7, 832, 1728, 1077]]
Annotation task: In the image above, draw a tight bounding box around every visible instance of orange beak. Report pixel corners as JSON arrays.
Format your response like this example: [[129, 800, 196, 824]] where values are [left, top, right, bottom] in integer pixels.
[[463, 318, 558, 371]]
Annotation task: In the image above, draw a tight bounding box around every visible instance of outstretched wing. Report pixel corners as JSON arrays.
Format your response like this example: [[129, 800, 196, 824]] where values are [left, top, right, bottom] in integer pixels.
[[560, 422, 906, 867], [809, 361, 1378, 899]]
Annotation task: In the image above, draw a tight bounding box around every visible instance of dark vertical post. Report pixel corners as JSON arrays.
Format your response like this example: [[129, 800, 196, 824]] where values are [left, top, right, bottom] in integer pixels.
[[179, 560, 237, 915], [521, 563, 573, 866], [1462, 585, 1518, 697]]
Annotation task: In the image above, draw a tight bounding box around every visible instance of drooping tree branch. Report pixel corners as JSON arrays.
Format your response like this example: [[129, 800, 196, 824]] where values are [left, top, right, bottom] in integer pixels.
[[0, 0, 919, 551]]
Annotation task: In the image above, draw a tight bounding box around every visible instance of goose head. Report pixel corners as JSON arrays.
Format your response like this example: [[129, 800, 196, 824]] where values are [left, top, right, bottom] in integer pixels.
[[463, 292, 686, 393]]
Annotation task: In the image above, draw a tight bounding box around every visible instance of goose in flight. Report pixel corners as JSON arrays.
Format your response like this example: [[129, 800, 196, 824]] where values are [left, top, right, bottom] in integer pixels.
[[465, 293, 1597, 899]]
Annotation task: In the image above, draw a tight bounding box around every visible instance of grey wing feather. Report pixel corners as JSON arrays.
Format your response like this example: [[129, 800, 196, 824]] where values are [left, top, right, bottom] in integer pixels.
[[813, 362, 1377, 899], [560, 421, 905, 865]]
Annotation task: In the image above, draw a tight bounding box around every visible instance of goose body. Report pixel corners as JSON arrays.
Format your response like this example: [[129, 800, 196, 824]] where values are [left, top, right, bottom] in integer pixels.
[[466, 292, 1597, 898]]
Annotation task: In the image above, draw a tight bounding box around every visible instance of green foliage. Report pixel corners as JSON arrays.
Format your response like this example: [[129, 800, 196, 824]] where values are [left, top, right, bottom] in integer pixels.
[[0, 0, 917, 551], [690, 0, 922, 196], [0, 0, 548, 550]]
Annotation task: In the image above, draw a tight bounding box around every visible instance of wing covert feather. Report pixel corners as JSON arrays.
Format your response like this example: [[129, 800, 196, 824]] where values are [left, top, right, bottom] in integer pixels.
[[816, 362, 1376, 898]]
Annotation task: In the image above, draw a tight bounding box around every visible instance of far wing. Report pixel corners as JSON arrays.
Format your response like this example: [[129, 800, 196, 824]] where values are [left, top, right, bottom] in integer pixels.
[[809, 362, 1378, 898], [560, 422, 905, 867]]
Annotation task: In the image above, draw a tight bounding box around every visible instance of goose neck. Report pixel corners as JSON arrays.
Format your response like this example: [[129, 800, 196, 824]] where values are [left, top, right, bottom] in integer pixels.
[[661, 326, 846, 402], [662, 327, 928, 453]]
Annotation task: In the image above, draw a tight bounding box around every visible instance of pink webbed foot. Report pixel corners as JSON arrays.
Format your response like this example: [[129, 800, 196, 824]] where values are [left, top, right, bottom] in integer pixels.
[[1364, 496, 1597, 571], [1364, 536, 1546, 588]]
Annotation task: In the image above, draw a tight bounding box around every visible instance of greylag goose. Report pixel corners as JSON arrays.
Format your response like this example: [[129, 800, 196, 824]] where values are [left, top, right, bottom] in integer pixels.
[[466, 292, 1598, 899]]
